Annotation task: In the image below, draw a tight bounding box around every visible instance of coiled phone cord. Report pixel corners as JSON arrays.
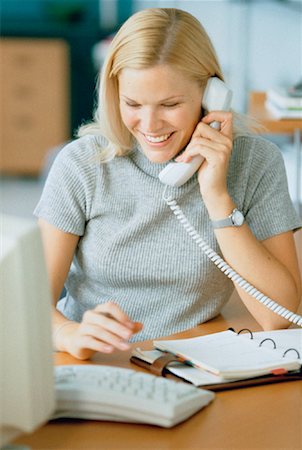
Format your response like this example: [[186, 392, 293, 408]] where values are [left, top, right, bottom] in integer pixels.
[[163, 194, 302, 327]]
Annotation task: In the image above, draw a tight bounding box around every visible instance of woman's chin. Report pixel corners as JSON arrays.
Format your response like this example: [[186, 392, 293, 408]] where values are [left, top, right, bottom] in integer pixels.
[[146, 155, 174, 164], [140, 145, 181, 164]]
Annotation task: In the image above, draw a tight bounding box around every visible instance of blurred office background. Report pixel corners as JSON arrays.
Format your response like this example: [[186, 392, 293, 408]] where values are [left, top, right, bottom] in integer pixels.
[[1, 0, 301, 219]]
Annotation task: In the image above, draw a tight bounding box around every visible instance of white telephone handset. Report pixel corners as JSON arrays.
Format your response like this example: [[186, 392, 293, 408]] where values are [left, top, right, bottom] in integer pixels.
[[158, 77, 232, 187]]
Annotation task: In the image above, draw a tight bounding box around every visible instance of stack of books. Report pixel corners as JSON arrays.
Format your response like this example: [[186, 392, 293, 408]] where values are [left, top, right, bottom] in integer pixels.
[[265, 87, 302, 119]]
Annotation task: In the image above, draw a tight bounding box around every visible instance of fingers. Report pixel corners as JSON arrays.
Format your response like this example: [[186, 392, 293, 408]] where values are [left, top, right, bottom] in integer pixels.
[[184, 112, 232, 159], [176, 137, 226, 163], [81, 324, 131, 351], [78, 301, 143, 354], [176, 134, 231, 166], [131, 321, 144, 333], [191, 122, 232, 149], [85, 310, 132, 342], [201, 111, 233, 139], [93, 301, 143, 336], [79, 334, 115, 354], [60, 302, 144, 360], [174, 112, 233, 202], [94, 301, 132, 325], [180, 112, 232, 159]]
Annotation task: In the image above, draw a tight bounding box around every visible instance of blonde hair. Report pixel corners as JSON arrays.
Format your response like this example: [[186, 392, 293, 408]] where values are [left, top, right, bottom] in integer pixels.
[[78, 8, 259, 160]]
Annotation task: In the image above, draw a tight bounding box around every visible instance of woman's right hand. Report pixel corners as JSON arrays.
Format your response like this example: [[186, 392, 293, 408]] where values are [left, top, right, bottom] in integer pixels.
[[54, 302, 143, 360]]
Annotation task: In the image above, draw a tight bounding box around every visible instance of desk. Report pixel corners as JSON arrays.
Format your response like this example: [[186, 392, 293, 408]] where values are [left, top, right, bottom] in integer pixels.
[[13, 296, 302, 450], [248, 92, 302, 215]]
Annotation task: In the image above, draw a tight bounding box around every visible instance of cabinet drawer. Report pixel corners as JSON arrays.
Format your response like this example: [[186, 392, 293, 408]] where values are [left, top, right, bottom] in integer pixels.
[[0, 38, 70, 175]]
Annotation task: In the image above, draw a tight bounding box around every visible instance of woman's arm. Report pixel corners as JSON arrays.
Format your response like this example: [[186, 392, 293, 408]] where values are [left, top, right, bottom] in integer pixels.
[[213, 215, 301, 329], [198, 193, 301, 330], [38, 218, 79, 307], [38, 218, 142, 359], [177, 111, 301, 329]]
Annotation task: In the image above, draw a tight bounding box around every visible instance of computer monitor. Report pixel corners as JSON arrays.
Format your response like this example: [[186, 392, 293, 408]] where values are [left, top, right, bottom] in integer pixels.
[[0, 214, 55, 446]]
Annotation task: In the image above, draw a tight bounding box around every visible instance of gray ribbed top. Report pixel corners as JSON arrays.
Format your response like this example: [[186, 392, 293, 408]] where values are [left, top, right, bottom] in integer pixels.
[[34, 134, 301, 341]]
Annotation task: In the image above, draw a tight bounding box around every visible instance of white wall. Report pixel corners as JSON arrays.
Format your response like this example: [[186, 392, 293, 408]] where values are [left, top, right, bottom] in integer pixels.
[[133, 0, 302, 112]]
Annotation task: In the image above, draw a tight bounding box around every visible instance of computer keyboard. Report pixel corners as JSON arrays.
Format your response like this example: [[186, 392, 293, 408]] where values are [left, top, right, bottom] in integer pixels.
[[53, 365, 215, 428]]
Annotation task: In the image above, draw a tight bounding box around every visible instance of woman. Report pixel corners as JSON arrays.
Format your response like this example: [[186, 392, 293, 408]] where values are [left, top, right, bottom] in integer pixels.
[[35, 8, 301, 360]]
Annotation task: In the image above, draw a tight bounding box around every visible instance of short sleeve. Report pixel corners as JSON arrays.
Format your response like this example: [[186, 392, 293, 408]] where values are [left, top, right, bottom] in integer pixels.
[[243, 139, 301, 241], [34, 137, 97, 235]]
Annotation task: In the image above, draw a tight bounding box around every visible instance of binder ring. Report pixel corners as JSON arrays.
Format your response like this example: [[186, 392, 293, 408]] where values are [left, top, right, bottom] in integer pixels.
[[259, 338, 277, 349], [237, 328, 253, 339], [283, 348, 300, 359]]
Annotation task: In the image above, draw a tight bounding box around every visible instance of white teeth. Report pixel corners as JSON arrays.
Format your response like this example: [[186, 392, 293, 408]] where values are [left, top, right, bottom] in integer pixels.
[[145, 133, 172, 143]]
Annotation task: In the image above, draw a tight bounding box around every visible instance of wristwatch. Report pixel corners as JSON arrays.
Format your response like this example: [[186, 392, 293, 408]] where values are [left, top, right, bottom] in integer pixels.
[[211, 208, 245, 229]]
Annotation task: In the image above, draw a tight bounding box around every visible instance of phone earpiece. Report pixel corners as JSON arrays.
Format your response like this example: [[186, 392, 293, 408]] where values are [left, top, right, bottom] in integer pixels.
[[202, 77, 233, 113]]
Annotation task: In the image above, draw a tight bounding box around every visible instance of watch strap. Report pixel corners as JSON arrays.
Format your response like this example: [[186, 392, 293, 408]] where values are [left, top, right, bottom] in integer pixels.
[[211, 208, 244, 229], [211, 216, 233, 229]]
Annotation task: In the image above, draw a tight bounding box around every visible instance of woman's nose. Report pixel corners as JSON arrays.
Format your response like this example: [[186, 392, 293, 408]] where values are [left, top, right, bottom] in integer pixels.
[[140, 108, 162, 132]]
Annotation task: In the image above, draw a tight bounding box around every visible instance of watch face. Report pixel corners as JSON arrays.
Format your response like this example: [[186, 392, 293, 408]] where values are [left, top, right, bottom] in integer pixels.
[[232, 210, 244, 226]]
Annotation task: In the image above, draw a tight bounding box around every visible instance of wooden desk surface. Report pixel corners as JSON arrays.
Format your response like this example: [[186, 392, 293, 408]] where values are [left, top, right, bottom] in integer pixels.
[[14, 295, 302, 450], [248, 92, 302, 134]]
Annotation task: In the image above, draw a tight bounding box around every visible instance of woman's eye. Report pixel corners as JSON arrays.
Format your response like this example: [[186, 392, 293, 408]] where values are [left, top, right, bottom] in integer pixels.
[[126, 102, 140, 108], [163, 103, 179, 108]]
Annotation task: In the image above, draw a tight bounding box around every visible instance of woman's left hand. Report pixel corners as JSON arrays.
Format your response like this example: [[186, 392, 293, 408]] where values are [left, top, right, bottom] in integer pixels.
[[175, 111, 233, 206]]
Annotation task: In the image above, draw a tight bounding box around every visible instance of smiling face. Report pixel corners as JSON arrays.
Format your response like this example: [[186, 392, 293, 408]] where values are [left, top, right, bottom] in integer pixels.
[[118, 65, 203, 163]]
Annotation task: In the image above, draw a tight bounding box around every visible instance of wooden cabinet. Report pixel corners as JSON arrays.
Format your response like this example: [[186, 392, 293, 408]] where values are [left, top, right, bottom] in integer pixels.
[[0, 38, 70, 175]]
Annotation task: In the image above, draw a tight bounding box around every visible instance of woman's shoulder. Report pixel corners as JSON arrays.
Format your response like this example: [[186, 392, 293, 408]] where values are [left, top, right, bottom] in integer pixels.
[[56, 135, 108, 163], [234, 134, 281, 156], [232, 134, 284, 168], [43, 135, 112, 186]]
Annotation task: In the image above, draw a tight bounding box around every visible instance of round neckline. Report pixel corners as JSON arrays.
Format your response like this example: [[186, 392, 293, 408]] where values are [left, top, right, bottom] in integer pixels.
[[128, 145, 199, 196], [128, 145, 170, 179]]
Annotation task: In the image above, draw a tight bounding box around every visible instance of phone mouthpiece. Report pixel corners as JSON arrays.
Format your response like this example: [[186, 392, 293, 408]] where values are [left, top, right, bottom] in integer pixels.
[[158, 155, 204, 187]]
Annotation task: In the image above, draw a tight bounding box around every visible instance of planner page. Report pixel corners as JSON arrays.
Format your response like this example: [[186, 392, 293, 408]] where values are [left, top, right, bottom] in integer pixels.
[[242, 329, 302, 363], [153, 330, 301, 379]]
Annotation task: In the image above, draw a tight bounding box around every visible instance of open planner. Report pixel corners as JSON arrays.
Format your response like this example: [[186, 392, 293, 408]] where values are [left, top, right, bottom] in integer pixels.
[[130, 328, 302, 391]]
